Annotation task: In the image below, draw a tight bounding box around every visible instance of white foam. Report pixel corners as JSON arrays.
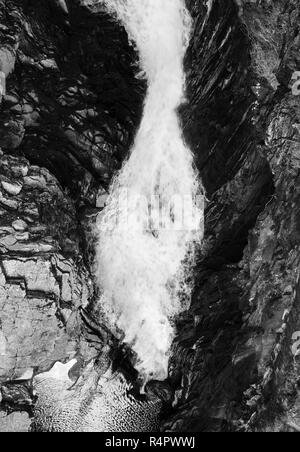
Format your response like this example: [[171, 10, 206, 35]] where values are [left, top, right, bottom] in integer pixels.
[[96, 0, 204, 381], [35, 359, 77, 384]]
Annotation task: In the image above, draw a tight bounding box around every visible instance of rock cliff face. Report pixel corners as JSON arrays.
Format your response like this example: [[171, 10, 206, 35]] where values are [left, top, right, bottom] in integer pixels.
[[0, 0, 300, 432], [0, 153, 89, 382], [164, 0, 300, 432], [0, 0, 144, 420], [0, 0, 145, 199]]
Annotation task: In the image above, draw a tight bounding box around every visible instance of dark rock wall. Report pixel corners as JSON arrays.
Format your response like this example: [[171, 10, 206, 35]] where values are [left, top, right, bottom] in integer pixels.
[[184, 0, 254, 195], [1, 0, 300, 432], [163, 0, 300, 432], [0, 0, 144, 417], [0, 0, 145, 201]]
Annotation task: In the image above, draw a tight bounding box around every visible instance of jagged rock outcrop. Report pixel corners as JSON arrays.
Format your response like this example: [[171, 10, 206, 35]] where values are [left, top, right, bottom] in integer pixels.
[[0, 0, 145, 202], [163, 0, 300, 433], [0, 152, 93, 384]]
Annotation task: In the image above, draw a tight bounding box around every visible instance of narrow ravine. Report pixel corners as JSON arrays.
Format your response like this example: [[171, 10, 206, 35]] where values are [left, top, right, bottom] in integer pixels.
[[96, 0, 204, 381]]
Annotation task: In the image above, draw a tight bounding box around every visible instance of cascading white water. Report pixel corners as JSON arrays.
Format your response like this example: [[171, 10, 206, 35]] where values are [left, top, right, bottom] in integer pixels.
[[96, 0, 204, 381]]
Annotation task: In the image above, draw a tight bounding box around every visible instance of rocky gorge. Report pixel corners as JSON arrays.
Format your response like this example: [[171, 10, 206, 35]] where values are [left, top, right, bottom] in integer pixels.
[[0, 0, 300, 432]]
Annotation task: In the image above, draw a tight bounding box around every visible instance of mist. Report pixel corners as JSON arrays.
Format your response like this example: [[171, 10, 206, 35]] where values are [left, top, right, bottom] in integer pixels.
[[96, 0, 204, 381]]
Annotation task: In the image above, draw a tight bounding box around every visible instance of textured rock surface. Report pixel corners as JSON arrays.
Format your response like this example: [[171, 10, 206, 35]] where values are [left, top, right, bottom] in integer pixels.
[[0, 0, 300, 433], [163, 0, 300, 433], [0, 0, 145, 201], [0, 152, 93, 382]]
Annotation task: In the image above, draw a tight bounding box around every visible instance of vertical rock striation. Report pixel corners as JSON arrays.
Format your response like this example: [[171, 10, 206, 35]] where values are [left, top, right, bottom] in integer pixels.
[[163, 0, 300, 433]]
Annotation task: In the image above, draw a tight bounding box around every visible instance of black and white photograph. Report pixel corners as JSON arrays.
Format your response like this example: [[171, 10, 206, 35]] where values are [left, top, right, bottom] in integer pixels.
[[0, 0, 299, 435]]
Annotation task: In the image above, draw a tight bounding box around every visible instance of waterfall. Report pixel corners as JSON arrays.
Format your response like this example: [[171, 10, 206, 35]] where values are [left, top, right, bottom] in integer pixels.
[[96, 0, 204, 381]]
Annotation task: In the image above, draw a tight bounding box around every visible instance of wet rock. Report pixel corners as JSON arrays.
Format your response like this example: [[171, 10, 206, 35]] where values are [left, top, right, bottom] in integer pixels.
[[0, 48, 16, 77], [12, 219, 28, 232], [145, 381, 174, 406], [1, 180, 22, 196], [54, 0, 69, 15], [0, 120, 25, 150], [1, 380, 34, 411]]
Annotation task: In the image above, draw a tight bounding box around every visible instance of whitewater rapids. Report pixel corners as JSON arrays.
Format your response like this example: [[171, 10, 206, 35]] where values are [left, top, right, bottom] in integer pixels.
[[96, 0, 204, 381]]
